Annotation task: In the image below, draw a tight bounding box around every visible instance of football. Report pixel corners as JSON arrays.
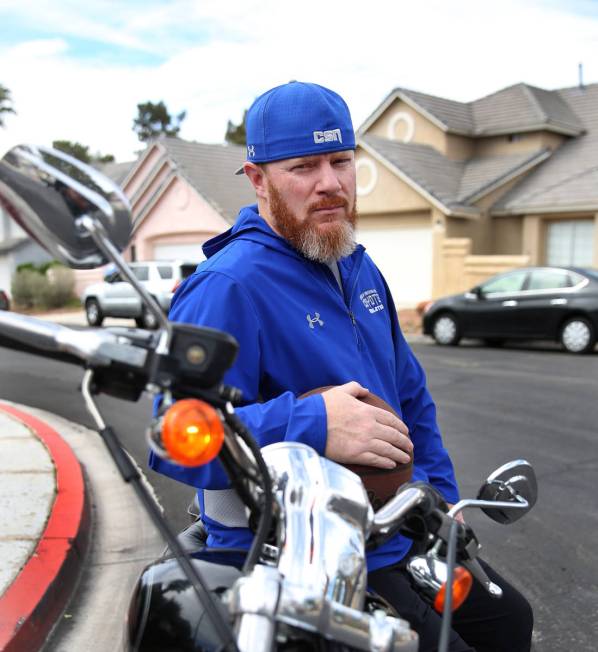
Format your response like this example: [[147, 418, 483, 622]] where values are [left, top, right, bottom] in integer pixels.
[[299, 386, 413, 509]]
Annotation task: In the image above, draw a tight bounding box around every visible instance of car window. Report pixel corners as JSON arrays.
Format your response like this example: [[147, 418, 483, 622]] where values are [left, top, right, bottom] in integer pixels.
[[104, 271, 122, 283], [481, 271, 527, 295], [157, 265, 173, 279], [528, 269, 572, 291], [132, 266, 149, 282]]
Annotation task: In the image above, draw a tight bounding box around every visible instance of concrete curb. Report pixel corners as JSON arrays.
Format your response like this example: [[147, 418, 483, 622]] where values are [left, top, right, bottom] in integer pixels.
[[0, 404, 90, 652]]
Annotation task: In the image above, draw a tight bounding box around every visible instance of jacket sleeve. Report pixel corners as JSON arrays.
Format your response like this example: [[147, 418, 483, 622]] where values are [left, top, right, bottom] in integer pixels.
[[148, 270, 327, 490], [382, 278, 460, 504]]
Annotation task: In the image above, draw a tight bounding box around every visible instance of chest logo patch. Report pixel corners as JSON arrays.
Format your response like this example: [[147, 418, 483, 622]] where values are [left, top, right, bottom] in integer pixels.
[[307, 312, 324, 329], [360, 289, 385, 314]]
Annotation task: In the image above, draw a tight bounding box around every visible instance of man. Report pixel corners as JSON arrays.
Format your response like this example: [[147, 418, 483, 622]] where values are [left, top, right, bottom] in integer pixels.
[[151, 81, 532, 651]]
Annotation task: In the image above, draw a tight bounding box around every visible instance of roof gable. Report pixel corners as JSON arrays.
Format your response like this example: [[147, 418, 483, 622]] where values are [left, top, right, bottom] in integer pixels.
[[361, 134, 550, 215], [493, 83, 598, 213], [359, 83, 585, 138]]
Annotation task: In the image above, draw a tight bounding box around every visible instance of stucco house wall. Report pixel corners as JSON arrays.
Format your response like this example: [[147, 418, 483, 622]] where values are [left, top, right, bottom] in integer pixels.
[[129, 176, 229, 261]]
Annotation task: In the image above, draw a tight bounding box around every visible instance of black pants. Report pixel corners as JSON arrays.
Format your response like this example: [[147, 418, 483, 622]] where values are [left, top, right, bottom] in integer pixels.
[[368, 559, 533, 652]]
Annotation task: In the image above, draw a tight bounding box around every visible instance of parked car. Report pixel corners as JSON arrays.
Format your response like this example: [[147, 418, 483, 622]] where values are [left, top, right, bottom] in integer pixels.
[[423, 266, 598, 353], [82, 261, 198, 328], [0, 289, 9, 311]]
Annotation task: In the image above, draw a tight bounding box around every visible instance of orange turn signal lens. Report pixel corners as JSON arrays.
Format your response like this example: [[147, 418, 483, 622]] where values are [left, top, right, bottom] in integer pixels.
[[434, 566, 473, 613], [161, 399, 224, 467]]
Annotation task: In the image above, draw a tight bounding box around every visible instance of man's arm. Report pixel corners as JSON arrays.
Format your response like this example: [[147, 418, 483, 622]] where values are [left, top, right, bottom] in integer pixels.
[[149, 270, 327, 489]]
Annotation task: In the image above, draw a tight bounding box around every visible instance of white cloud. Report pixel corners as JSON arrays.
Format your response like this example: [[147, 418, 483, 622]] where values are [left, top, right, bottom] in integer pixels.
[[1, 0, 597, 162]]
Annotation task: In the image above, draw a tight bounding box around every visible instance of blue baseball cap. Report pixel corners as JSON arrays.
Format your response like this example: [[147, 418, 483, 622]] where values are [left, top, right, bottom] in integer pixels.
[[236, 81, 355, 174]]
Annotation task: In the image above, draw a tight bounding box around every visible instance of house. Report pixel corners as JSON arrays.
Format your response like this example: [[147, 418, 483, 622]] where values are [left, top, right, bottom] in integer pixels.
[[72, 138, 254, 296], [123, 138, 253, 262], [355, 82, 598, 305]]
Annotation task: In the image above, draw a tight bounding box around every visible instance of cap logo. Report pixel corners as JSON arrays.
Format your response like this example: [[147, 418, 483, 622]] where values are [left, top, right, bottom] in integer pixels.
[[313, 128, 343, 145], [247, 145, 255, 157]]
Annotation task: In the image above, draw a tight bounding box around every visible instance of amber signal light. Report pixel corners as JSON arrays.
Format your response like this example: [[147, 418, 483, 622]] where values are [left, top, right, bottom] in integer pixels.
[[161, 399, 224, 466], [434, 566, 473, 613]]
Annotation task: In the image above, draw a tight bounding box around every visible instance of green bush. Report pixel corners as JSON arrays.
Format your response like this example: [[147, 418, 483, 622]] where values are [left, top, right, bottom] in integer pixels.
[[11, 264, 75, 310], [45, 266, 75, 308]]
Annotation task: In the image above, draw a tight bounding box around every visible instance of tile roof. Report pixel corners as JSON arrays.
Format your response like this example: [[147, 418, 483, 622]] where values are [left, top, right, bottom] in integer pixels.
[[363, 83, 585, 137], [97, 160, 136, 185], [471, 83, 584, 136], [362, 134, 549, 214], [159, 137, 255, 223], [492, 83, 598, 213]]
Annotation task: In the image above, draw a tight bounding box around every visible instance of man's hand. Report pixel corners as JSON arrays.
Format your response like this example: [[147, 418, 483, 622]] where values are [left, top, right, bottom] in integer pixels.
[[322, 381, 413, 469]]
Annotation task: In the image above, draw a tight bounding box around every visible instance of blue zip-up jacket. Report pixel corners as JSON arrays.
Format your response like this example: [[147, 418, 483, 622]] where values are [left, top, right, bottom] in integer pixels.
[[150, 205, 459, 571]]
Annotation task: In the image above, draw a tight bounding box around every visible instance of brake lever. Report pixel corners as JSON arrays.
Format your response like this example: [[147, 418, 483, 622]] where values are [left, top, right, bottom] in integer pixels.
[[461, 559, 503, 598]]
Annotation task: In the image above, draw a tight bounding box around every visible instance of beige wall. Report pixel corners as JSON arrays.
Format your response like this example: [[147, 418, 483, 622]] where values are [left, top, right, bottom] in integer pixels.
[[438, 237, 530, 295], [492, 216, 523, 254], [356, 149, 430, 214], [129, 176, 229, 261], [367, 98, 447, 152], [366, 97, 475, 160], [474, 131, 566, 157], [444, 133, 475, 161]]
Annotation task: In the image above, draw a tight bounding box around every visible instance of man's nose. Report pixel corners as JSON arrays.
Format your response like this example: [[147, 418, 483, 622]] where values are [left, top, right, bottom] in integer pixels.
[[315, 162, 342, 193]]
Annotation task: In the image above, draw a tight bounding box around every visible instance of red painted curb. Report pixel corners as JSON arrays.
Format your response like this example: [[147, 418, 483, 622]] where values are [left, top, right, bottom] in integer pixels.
[[0, 404, 90, 652]]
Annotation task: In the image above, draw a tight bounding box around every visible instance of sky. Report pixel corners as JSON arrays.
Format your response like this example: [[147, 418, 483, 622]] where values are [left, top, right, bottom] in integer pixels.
[[0, 0, 597, 163]]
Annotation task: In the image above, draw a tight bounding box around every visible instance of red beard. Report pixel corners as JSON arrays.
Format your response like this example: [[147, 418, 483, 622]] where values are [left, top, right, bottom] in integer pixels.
[[267, 181, 357, 262]]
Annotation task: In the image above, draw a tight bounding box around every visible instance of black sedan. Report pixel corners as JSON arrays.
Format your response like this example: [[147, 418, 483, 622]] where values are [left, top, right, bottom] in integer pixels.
[[422, 266, 598, 353]]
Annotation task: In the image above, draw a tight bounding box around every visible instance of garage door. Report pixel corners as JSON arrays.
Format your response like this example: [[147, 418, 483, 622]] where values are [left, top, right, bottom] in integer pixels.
[[356, 227, 432, 306], [153, 243, 206, 262]]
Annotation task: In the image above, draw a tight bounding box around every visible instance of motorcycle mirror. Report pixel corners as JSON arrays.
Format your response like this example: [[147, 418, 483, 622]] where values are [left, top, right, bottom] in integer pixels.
[[476, 459, 537, 524], [0, 144, 131, 269]]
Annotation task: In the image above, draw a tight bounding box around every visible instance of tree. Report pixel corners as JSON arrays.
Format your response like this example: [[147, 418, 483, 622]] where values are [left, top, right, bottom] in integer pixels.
[[225, 110, 247, 146], [52, 140, 115, 165], [0, 84, 15, 127], [133, 101, 186, 142]]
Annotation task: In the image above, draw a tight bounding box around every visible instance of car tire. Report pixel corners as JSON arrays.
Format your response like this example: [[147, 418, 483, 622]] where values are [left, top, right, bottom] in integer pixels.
[[560, 317, 595, 354], [137, 305, 159, 330], [85, 298, 104, 327], [432, 313, 461, 346]]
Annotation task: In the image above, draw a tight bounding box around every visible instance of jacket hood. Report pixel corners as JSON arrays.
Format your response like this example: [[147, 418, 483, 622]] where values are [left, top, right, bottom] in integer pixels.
[[203, 204, 297, 259]]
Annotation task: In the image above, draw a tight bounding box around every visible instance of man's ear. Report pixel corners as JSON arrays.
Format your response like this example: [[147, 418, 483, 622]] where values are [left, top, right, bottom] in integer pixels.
[[244, 163, 268, 200]]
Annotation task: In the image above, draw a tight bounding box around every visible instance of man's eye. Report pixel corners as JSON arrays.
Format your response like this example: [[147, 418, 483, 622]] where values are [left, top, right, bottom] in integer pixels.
[[333, 158, 352, 166]]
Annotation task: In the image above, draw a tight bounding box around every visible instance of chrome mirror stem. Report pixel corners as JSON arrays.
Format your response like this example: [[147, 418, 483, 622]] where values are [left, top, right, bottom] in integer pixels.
[[447, 496, 529, 520]]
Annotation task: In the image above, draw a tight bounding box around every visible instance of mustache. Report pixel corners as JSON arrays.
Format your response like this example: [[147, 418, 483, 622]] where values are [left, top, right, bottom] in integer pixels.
[[308, 196, 349, 212]]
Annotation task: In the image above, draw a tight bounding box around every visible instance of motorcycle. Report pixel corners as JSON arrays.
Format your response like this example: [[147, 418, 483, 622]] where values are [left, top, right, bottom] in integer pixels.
[[0, 145, 537, 652]]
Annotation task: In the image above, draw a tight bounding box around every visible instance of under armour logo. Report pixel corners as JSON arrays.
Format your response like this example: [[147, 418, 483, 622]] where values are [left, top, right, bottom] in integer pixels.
[[247, 145, 255, 157], [307, 312, 324, 329]]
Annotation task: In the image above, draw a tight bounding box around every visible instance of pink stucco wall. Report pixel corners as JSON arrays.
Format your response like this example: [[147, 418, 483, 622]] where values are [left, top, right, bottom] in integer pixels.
[[129, 176, 229, 260]]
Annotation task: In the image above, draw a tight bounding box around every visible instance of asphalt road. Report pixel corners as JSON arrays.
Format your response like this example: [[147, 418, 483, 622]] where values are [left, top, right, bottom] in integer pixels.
[[1, 337, 597, 650]]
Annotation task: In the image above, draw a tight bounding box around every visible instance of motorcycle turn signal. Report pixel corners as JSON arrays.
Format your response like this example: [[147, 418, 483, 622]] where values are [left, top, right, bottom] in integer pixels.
[[148, 398, 225, 466], [407, 554, 473, 613]]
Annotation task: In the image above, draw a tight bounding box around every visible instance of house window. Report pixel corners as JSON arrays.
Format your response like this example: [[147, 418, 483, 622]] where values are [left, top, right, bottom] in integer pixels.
[[546, 220, 594, 267], [507, 134, 523, 143]]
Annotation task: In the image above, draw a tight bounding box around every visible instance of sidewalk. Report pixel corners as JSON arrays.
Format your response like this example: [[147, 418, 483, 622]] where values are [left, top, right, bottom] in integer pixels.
[[0, 403, 88, 652], [0, 402, 162, 652]]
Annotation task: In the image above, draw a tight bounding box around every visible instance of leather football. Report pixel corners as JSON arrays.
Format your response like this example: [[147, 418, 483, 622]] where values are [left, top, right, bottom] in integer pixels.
[[299, 386, 413, 509]]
